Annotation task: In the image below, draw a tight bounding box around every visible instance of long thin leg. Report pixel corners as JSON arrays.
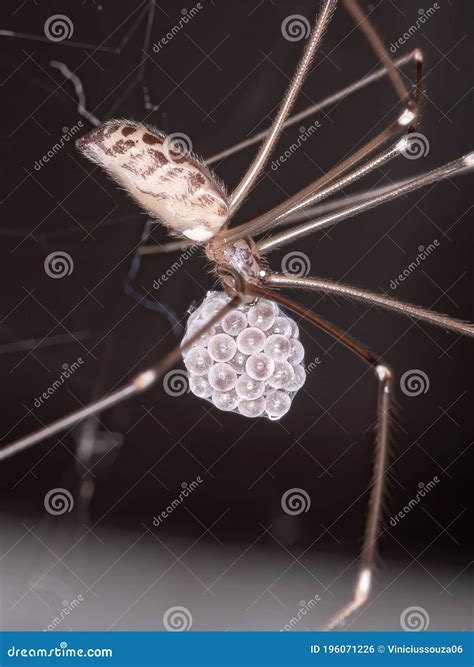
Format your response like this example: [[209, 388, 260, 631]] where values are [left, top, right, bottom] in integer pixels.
[[264, 273, 474, 338], [221, 130, 410, 243], [142, 24, 423, 253], [138, 239, 195, 255], [143, 179, 415, 254], [343, 0, 412, 108], [278, 177, 418, 228], [142, 176, 412, 256], [228, 0, 337, 216], [257, 152, 474, 252], [141, 78, 419, 259], [205, 50, 419, 166], [223, 3, 424, 243], [140, 176, 415, 256], [147, 153, 421, 257], [0, 296, 241, 461], [248, 283, 392, 630]]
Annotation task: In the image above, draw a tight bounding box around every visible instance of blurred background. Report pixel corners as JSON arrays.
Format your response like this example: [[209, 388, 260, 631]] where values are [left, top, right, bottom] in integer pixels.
[[0, 0, 472, 632]]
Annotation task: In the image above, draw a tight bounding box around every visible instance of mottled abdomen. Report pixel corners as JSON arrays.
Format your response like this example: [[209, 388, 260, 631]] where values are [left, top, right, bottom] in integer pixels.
[[76, 120, 228, 242]]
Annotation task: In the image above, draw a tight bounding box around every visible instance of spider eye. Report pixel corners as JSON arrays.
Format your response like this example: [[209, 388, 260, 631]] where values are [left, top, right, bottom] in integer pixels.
[[76, 120, 228, 242]]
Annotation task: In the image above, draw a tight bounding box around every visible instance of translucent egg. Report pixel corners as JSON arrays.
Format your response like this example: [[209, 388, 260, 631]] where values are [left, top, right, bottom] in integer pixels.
[[290, 319, 300, 338], [235, 374, 265, 400], [238, 397, 265, 418], [184, 321, 215, 347], [184, 347, 212, 376], [264, 385, 277, 397], [247, 300, 275, 330], [245, 353, 275, 381], [264, 334, 291, 360], [268, 360, 295, 389], [208, 333, 237, 362], [189, 375, 213, 398], [201, 294, 230, 321], [269, 300, 279, 315], [265, 391, 291, 419], [187, 305, 203, 326], [228, 351, 248, 373], [236, 327, 265, 355], [270, 316, 293, 337], [208, 363, 237, 391], [222, 310, 247, 336], [287, 365, 306, 392], [288, 338, 305, 365], [212, 390, 239, 411], [182, 291, 307, 420]]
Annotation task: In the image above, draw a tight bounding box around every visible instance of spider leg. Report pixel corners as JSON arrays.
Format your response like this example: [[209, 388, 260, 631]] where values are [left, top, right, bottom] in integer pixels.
[[0, 296, 241, 462], [248, 283, 392, 630], [257, 152, 474, 253], [156, 134, 414, 252], [228, 0, 337, 216], [343, 0, 425, 134], [279, 177, 420, 227], [206, 50, 420, 166], [141, 121, 413, 258], [221, 129, 410, 243], [222, 3, 424, 244], [138, 239, 195, 255], [263, 273, 474, 338], [343, 0, 413, 110]]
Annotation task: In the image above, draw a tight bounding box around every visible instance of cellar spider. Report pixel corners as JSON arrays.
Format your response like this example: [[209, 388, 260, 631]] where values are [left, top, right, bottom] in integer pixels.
[[2, 0, 473, 630]]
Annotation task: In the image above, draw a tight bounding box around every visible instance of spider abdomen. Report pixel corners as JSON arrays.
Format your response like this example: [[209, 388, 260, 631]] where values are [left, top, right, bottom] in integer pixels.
[[76, 120, 228, 242]]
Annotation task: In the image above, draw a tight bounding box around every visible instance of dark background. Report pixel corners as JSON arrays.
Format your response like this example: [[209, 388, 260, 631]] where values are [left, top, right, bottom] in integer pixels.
[[0, 0, 472, 630]]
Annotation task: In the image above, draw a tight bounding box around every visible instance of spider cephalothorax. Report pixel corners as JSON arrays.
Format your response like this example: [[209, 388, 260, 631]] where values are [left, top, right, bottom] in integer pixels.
[[205, 236, 266, 298]]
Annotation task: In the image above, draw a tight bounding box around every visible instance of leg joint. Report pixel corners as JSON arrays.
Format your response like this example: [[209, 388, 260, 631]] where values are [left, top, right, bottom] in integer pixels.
[[354, 567, 372, 603]]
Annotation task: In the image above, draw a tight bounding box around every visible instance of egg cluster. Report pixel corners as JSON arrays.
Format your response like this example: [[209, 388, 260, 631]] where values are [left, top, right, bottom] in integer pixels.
[[182, 291, 306, 420]]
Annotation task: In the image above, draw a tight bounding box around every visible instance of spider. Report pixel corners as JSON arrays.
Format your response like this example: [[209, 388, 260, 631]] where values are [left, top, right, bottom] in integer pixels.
[[1, 0, 473, 630]]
